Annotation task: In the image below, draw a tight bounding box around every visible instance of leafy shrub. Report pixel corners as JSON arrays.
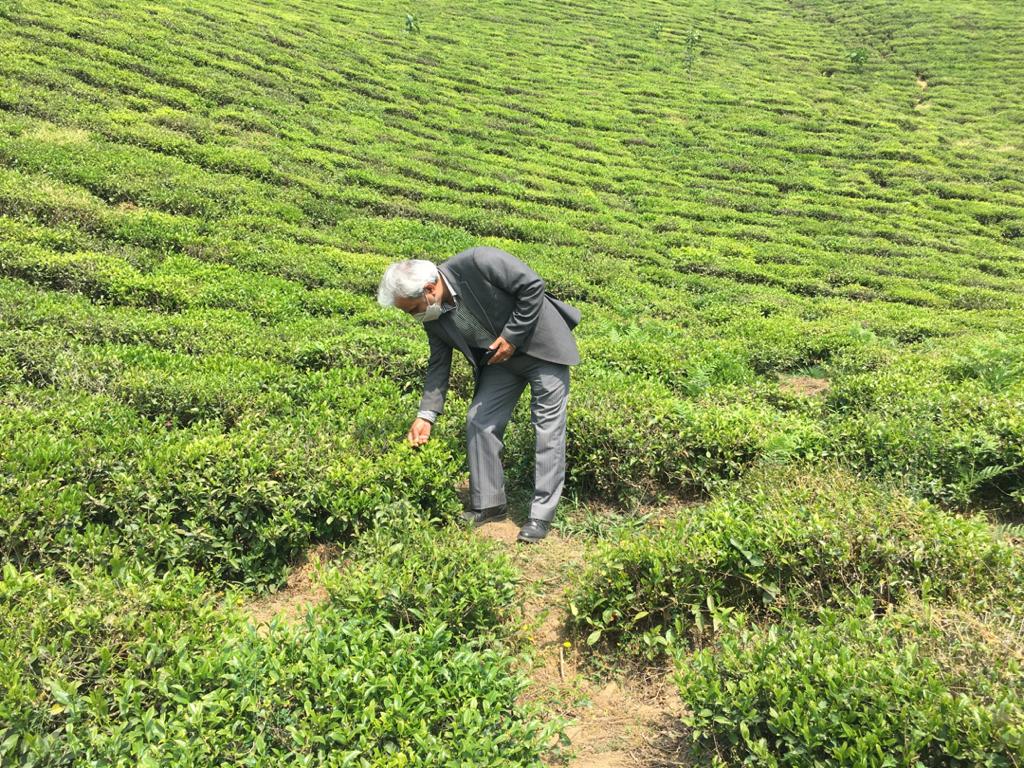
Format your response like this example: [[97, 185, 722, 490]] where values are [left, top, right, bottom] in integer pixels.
[[826, 354, 1024, 509], [847, 46, 869, 71], [3, 0, 1024, 760], [0, 350, 19, 387], [567, 466, 1024, 658], [0, 557, 555, 767], [677, 602, 1024, 766], [1, 380, 465, 588], [577, 320, 756, 397], [0, 560, 237, 765], [946, 334, 1024, 390], [323, 508, 519, 641], [566, 369, 824, 504]]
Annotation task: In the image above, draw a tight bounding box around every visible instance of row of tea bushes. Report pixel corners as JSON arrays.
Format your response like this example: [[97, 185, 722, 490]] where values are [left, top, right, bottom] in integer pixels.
[[0, 378, 464, 588], [0, 274, 474, 419], [567, 466, 1024, 658], [3, 241, 1023, 517], [8, 318, 1014, 563], [0, 515, 553, 767], [568, 466, 1024, 764], [3, 272, 1020, 537], [564, 370, 825, 503], [3, 0, 1024, 540], [322, 506, 520, 641], [825, 342, 1024, 509], [677, 601, 1024, 766]]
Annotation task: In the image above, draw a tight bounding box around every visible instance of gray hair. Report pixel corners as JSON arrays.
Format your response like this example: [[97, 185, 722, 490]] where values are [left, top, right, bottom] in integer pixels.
[[376, 259, 439, 307]]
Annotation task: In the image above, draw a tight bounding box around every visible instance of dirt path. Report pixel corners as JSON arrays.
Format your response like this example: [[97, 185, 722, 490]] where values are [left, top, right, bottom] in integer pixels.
[[476, 520, 688, 767]]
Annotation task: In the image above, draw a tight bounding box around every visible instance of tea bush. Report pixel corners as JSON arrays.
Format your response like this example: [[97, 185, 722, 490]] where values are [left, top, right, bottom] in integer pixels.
[[2, 0, 1023, 517], [826, 352, 1024, 508], [677, 601, 1024, 766], [3, 0, 1024, 759], [1, 560, 237, 765], [1, 558, 553, 766], [323, 509, 520, 641], [1, 379, 464, 588], [567, 467, 1024, 658], [565, 369, 825, 503]]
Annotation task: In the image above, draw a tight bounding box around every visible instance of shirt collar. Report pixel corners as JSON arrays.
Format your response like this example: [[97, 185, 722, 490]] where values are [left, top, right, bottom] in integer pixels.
[[439, 271, 457, 312]]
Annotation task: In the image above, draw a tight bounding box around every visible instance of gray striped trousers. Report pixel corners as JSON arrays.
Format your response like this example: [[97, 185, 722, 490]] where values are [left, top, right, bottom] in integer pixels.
[[466, 355, 570, 522]]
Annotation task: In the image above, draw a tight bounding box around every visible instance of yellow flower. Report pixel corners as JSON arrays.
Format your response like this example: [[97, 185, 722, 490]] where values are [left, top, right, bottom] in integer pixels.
[[563, 641, 572, 648]]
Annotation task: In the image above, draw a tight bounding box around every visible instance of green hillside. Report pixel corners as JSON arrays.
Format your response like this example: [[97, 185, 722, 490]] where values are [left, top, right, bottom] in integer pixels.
[[1, 0, 1022, 765]]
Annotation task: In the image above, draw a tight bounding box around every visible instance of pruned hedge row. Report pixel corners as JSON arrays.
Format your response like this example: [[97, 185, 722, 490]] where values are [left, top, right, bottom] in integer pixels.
[[0, 378, 464, 588], [565, 369, 825, 503], [567, 466, 1024, 659], [826, 344, 1024, 509], [0, 517, 553, 767], [677, 602, 1024, 766], [3, 233, 1023, 517], [2, 0, 1024, 520]]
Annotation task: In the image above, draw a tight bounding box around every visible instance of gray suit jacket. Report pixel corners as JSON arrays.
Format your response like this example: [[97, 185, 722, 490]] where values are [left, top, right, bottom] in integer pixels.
[[418, 246, 581, 415]]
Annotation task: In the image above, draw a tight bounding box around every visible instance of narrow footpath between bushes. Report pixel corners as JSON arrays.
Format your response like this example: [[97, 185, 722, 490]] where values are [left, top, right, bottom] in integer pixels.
[[244, 524, 689, 766], [475, 519, 689, 767]]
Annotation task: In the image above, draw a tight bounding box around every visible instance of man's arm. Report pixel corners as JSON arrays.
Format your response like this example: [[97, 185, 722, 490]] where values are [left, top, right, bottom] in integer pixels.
[[418, 328, 452, 415], [470, 246, 546, 349], [409, 331, 451, 446]]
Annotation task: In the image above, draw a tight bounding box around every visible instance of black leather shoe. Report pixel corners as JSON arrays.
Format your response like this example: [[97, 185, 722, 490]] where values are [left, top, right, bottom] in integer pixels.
[[460, 504, 508, 527], [516, 518, 551, 543]]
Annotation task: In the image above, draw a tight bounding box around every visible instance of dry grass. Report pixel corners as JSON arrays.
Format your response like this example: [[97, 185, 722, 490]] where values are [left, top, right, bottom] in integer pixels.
[[778, 374, 830, 397]]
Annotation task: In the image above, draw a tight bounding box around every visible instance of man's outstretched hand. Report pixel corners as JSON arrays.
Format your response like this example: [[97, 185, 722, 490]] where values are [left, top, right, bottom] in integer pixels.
[[487, 336, 516, 364], [407, 417, 432, 447]]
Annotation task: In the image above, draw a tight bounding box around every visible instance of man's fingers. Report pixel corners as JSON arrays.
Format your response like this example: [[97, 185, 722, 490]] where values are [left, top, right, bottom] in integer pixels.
[[486, 337, 514, 364], [409, 419, 431, 445]]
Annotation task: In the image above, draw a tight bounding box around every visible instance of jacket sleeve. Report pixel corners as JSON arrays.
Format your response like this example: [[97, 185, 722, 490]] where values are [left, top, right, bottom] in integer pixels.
[[418, 327, 453, 415], [471, 246, 545, 348]]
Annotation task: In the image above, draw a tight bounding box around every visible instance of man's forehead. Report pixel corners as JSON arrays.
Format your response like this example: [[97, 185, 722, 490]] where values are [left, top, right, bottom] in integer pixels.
[[395, 295, 420, 309]]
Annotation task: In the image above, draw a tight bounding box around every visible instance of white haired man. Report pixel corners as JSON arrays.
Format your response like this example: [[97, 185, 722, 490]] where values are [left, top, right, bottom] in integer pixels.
[[377, 245, 581, 543]]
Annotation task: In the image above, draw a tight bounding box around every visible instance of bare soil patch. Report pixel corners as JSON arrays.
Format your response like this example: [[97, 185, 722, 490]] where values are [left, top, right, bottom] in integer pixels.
[[245, 543, 339, 631], [778, 374, 830, 397]]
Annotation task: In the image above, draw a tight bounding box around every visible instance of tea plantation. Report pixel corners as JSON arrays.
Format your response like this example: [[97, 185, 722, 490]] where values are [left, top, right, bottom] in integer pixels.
[[1, 0, 1022, 764]]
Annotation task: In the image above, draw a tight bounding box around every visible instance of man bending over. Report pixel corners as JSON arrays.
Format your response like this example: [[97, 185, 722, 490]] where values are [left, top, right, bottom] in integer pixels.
[[376, 245, 581, 543]]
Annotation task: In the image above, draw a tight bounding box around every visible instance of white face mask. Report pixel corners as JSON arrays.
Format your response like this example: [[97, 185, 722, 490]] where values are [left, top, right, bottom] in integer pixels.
[[413, 298, 443, 323]]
